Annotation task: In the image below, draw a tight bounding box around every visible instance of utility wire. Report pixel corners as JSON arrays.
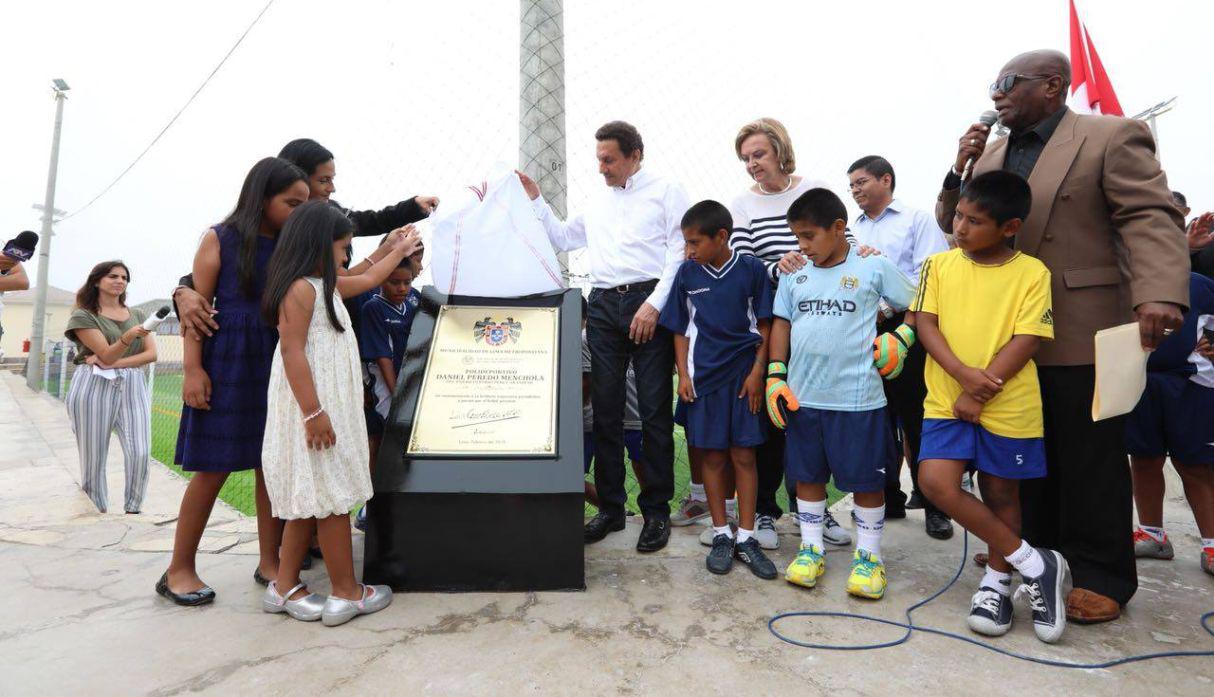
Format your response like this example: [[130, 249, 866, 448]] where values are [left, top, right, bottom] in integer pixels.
[[63, 0, 276, 220]]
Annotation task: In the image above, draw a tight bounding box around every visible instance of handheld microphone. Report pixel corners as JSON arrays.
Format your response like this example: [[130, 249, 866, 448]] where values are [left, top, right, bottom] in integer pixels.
[[2, 231, 39, 262], [962, 111, 1000, 180], [142, 306, 172, 332]]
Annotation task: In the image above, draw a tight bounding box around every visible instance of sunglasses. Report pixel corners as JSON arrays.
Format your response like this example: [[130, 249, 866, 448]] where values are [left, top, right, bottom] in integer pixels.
[[988, 73, 1052, 99]]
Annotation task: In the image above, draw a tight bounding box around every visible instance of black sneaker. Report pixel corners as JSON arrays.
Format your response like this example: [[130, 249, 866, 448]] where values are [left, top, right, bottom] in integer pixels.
[[734, 537, 778, 579], [966, 587, 1013, 636], [706, 533, 735, 575], [1015, 548, 1069, 643], [905, 491, 926, 510]]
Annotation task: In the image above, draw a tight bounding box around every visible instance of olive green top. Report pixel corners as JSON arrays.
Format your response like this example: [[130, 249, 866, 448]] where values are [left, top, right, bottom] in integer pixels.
[[65, 307, 148, 365]]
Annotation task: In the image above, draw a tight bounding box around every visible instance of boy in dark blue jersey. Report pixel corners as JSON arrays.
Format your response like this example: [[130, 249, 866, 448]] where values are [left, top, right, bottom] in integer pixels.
[[1127, 272, 1214, 576], [660, 200, 777, 579], [361, 260, 420, 425]]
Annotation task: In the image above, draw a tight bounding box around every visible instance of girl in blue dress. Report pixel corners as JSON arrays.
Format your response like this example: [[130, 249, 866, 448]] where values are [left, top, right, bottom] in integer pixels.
[[157, 157, 310, 606]]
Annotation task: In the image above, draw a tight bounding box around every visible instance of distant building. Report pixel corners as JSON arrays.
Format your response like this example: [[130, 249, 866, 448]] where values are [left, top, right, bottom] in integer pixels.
[[0, 285, 77, 359]]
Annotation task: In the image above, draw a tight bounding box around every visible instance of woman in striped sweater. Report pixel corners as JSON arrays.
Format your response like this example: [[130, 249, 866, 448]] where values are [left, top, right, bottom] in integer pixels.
[[725, 118, 851, 551]]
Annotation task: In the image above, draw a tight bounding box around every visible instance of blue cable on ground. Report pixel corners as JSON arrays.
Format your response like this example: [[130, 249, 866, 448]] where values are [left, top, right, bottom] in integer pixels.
[[768, 532, 1214, 668]]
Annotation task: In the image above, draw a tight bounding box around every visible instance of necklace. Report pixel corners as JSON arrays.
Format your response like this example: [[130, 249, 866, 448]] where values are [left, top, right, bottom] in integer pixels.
[[757, 175, 794, 195]]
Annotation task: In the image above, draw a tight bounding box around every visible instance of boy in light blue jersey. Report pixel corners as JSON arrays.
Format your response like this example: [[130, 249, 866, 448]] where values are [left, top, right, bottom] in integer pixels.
[[766, 188, 917, 600]]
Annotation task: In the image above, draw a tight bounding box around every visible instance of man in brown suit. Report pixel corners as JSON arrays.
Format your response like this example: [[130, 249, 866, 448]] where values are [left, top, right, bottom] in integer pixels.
[[935, 50, 1189, 624]]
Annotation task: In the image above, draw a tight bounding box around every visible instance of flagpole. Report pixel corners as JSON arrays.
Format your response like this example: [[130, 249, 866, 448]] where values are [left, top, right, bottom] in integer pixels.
[[1130, 97, 1177, 161]]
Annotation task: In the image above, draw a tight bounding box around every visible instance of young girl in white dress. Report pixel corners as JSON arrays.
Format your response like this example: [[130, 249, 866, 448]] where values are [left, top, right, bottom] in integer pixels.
[[258, 200, 421, 626]]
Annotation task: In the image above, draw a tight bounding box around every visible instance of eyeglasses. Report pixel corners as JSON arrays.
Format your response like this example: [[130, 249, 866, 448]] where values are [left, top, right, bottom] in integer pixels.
[[988, 73, 1051, 99]]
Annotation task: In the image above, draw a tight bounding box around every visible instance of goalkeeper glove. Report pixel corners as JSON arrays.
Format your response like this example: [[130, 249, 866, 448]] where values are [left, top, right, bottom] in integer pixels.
[[765, 361, 800, 429], [873, 324, 916, 380]]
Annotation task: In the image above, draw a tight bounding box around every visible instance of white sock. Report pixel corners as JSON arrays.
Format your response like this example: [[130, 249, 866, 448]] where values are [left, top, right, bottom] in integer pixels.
[[737, 527, 754, 543], [713, 524, 734, 539], [1005, 540, 1045, 578], [1202, 537, 1214, 549], [689, 482, 706, 502], [1139, 525, 1166, 542], [852, 504, 885, 560], [795, 498, 826, 550], [980, 567, 1013, 596]]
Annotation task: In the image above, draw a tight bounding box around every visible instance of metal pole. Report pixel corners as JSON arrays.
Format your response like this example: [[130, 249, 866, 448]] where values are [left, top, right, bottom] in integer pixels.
[[26, 86, 68, 390], [519, 0, 568, 277]]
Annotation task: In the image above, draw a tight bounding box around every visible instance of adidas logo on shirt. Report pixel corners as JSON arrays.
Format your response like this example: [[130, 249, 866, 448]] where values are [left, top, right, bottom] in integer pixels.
[[1040, 308, 1054, 326]]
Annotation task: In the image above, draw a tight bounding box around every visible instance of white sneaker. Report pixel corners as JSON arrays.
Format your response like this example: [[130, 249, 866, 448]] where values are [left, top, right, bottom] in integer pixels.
[[823, 510, 852, 546], [754, 514, 779, 550]]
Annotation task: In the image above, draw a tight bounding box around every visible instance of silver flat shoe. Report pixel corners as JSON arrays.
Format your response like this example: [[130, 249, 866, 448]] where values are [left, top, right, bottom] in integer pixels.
[[262, 581, 326, 622], [322, 584, 392, 627]]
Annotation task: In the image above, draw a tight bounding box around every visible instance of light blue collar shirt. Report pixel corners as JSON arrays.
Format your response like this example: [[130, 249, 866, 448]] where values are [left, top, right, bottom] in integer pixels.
[[850, 199, 949, 283]]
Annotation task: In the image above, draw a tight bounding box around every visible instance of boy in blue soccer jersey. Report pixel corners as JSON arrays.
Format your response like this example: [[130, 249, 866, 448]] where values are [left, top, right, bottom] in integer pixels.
[[360, 258, 421, 467], [766, 188, 917, 599], [1128, 272, 1214, 577], [660, 200, 777, 579]]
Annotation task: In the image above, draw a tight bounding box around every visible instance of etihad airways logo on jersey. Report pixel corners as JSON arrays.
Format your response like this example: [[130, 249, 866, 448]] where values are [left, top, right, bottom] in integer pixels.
[[797, 299, 857, 316]]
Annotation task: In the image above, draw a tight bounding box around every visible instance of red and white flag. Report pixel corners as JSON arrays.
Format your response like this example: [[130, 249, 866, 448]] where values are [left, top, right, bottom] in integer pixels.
[[1068, 0, 1123, 116]]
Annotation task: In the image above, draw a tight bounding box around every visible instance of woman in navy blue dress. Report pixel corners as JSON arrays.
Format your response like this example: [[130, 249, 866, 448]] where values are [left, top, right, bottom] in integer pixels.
[[156, 157, 310, 606]]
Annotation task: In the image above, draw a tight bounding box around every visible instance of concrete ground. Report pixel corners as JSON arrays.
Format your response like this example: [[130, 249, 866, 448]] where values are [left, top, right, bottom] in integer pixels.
[[1, 372, 1211, 696]]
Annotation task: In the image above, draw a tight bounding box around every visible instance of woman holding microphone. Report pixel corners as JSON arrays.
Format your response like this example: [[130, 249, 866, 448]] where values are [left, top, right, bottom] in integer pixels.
[[64, 260, 158, 514]]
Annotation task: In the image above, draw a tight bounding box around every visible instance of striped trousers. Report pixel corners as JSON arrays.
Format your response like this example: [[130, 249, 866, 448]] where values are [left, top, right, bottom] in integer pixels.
[[65, 364, 152, 513]]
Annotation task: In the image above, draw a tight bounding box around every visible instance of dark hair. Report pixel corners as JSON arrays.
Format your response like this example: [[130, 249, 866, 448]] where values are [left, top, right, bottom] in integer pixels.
[[278, 138, 334, 177], [847, 155, 896, 193], [223, 157, 308, 298], [76, 260, 130, 313], [681, 200, 732, 237], [594, 120, 644, 159], [1172, 191, 1188, 208], [787, 188, 848, 229], [261, 200, 354, 332], [961, 171, 1033, 226]]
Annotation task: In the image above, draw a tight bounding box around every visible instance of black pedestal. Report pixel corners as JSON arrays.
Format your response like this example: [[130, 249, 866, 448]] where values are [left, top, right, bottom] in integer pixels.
[[363, 287, 585, 592]]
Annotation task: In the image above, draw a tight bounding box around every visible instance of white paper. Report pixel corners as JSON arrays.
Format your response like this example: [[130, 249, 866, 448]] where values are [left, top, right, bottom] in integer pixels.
[[427, 172, 563, 298], [1092, 322, 1149, 421], [91, 367, 118, 380]]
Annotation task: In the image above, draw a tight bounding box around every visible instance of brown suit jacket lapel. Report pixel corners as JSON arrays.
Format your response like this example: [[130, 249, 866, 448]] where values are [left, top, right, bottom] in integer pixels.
[[1020, 110, 1085, 255]]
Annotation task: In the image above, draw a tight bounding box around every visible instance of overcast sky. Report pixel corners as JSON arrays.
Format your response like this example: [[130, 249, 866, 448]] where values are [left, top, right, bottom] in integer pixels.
[[3, 0, 1211, 304]]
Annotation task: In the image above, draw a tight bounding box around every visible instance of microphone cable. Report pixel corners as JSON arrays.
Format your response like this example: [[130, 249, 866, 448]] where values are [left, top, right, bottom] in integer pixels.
[[768, 531, 1214, 669]]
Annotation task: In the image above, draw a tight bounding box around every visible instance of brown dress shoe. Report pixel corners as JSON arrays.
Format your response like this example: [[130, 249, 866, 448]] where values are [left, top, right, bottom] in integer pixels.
[[1065, 588, 1121, 624]]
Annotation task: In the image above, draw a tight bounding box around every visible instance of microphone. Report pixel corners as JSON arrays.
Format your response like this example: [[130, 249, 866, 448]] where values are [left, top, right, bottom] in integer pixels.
[[2, 231, 39, 262], [962, 111, 1000, 180], [142, 306, 172, 332]]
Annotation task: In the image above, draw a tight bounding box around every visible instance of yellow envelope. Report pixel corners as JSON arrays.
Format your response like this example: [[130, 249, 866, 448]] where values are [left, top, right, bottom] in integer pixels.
[[1092, 322, 1149, 421]]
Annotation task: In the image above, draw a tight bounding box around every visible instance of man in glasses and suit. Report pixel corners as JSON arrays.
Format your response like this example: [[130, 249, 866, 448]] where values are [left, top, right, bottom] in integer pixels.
[[934, 49, 1189, 625]]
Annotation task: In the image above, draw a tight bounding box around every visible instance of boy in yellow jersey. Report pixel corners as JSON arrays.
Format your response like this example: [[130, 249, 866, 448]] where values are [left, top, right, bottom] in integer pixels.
[[915, 172, 1068, 645]]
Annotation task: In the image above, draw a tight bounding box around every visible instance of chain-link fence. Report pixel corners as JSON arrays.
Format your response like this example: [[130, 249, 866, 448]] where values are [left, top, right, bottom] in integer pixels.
[[32, 332, 794, 519]]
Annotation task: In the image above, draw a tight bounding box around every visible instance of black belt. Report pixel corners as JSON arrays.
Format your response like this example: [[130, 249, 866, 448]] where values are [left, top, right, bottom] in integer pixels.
[[606, 279, 658, 294]]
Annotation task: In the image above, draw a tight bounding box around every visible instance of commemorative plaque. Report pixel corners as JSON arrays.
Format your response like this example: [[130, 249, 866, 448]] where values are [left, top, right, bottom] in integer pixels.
[[363, 287, 585, 592], [407, 306, 559, 456]]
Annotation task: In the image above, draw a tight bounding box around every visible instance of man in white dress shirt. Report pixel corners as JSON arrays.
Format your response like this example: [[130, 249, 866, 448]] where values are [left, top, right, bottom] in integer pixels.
[[519, 121, 689, 553], [847, 155, 954, 541]]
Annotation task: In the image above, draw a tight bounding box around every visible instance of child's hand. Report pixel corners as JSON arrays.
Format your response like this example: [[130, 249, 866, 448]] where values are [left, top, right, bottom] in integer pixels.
[[1197, 335, 1214, 361], [182, 368, 212, 410], [953, 393, 984, 424], [677, 375, 696, 403], [740, 370, 763, 414], [957, 365, 1003, 403], [388, 225, 422, 257], [305, 411, 337, 450]]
